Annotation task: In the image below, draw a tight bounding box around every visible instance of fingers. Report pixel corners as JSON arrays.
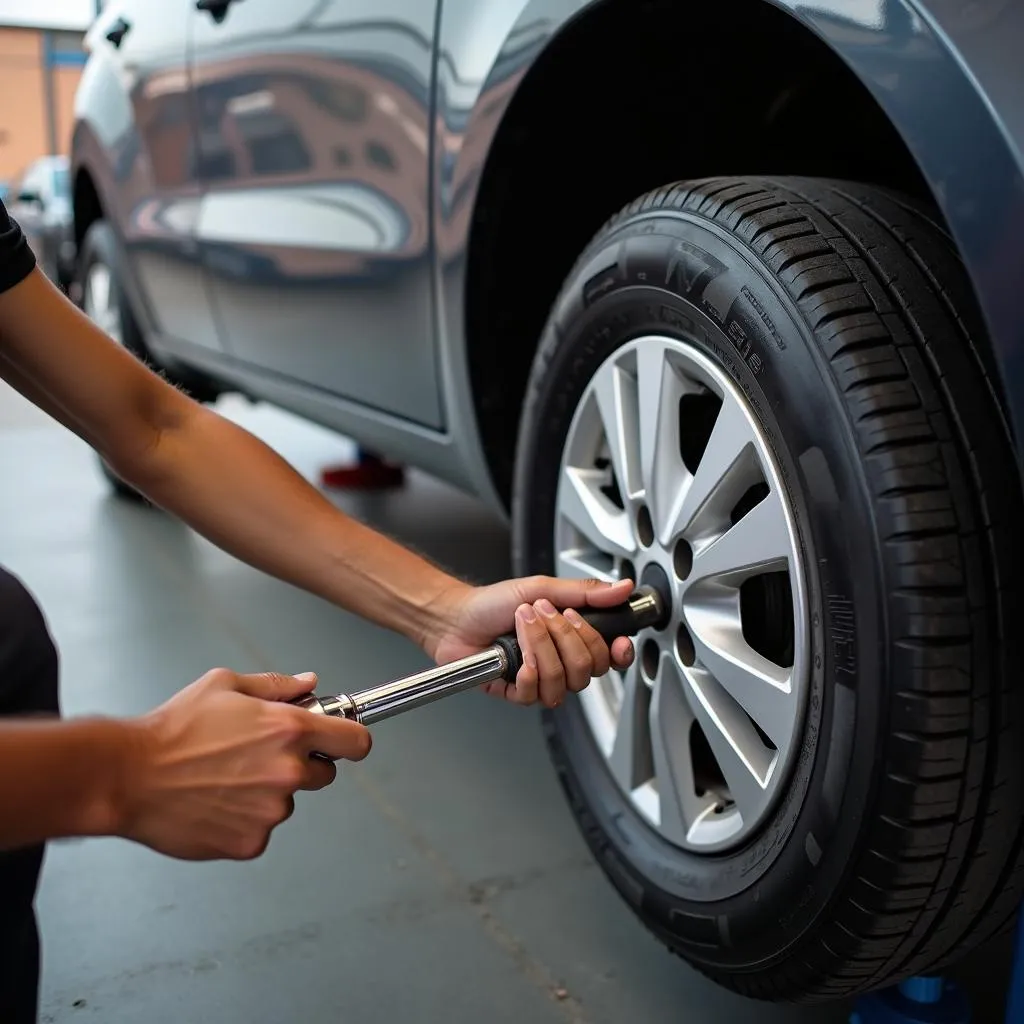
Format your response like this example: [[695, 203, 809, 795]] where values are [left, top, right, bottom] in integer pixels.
[[299, 713, 373, 763], [513, 603, 562, 706], [508, 577, 637, 707], [221, 670, 319, 703], [563, 607, 612, 678], [515, 574, 634, 610], [502, 583, 640, 708], [510, 601, 581, 708], [533, 599, 597, 703], [510, 605, 541, 705], [299, 756, 338, 791], [610, 635, 636, 672]]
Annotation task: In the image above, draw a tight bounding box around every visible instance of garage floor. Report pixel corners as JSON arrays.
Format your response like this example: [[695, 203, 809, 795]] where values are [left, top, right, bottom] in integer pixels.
[[0, 381, 1012, 1024]]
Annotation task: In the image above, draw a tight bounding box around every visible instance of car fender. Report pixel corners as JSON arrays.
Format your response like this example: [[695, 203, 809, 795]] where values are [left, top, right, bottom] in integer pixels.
[[436, 0, 1024, 469]]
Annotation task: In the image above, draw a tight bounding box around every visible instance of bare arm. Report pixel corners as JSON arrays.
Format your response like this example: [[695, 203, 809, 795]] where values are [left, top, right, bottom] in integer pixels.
[[0, 268, 463, 649], [0, 716, 129, 850]]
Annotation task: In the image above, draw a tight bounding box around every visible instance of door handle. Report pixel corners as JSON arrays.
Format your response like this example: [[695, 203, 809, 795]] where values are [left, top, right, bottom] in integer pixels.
[[105, 15, 131, 47], [195, 0, 238, 24]]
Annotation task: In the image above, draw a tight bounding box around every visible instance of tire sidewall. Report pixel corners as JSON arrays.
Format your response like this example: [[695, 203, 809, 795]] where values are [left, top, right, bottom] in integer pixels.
[[512, 210, 888, 966]]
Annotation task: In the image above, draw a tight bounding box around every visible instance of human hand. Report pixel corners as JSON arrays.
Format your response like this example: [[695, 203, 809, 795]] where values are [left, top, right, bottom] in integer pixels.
[[426, 576, 636, 708], [118, 668, 371, 861]]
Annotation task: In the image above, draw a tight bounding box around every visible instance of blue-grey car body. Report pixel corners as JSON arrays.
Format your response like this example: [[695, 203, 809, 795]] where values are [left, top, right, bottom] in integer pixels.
[[70, 0, 1024, 518]]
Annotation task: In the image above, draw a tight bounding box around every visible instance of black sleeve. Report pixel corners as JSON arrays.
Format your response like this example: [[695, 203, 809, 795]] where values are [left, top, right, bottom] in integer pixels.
[[0, 198, 37, 296]]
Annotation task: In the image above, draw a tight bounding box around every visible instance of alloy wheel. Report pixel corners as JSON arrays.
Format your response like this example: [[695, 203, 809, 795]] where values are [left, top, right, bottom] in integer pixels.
[[554, 335, 809, 853], [83, 262, 124, 345]]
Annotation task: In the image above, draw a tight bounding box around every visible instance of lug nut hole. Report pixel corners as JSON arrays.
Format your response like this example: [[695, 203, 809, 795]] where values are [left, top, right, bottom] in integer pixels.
[[676, 623, 695, 667], [673, 539, 693, 580], [619, 558, 636, 584], [637, 506, 654, 548], [641, 639, 660, 680]]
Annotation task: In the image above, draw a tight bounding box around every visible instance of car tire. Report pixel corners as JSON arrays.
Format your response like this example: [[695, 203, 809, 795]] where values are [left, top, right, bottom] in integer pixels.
[[77, 219, 218, 504], [510, 176, 1024, 1003]]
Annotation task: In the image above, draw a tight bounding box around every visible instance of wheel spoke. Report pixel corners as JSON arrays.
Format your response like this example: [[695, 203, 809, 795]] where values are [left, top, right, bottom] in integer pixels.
[[650, 659, 707, 845], [664, 390, 759, 545], [555, 551, 618, 584], [685, 606, 794, 751], [635, 344, 690, 536], [608, 663, 653, 793], [681, 664, 776, 825], [593, 361, 642, 504], [689, 487, 791, 585], [558, 467, 636, 560]]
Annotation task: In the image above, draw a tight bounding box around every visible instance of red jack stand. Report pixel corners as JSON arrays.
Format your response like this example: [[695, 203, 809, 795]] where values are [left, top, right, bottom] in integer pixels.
[[319, 448, 406, 491]]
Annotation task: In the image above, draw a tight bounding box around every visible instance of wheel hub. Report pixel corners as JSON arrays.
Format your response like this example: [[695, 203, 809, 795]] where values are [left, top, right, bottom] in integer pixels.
[[554, 334, 809, 855], [638, 561, 673, 634]]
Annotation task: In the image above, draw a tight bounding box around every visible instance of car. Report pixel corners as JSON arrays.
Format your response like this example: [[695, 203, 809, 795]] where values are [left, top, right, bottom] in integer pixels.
[[68, 0, 1024, 1006], [7, 155, 75, 291]]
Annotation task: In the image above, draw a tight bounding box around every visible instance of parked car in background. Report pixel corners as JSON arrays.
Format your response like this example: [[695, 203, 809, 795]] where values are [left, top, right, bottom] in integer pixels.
[[8, 155, 75, 291], [69, 0, 1024, 1006]]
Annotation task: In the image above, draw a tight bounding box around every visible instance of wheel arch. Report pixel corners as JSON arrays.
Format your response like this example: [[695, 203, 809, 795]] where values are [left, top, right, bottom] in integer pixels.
[[72, 159, 104, 256], [445, 0, 1024, 509]]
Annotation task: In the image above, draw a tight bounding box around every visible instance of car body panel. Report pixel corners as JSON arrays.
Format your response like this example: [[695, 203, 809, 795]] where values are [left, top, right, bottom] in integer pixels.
[[71, 0, 1024, 513], [74, 1, 227, 356], [188, 0, 445, 428]]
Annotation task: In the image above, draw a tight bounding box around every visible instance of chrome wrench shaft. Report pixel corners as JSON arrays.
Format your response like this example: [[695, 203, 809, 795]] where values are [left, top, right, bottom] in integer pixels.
[[293, 647, 508, 725]]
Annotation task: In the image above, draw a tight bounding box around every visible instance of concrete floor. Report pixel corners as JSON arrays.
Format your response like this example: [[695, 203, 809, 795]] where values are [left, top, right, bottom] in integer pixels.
[[0, 380, 1013, 1023]]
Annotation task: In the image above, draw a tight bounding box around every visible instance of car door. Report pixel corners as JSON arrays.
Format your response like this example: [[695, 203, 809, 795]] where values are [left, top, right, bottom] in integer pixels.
[[188, 0, 442, 428], [82, 0, 227, 355]]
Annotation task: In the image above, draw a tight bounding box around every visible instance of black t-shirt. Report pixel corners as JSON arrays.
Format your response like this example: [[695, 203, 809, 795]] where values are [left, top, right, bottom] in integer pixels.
[[0, 197, 38, 297]]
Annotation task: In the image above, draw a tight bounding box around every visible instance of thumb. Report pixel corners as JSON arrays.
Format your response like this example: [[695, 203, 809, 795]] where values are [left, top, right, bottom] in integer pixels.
[[229, 671, 319, 702], [518, 575, 634, 610]]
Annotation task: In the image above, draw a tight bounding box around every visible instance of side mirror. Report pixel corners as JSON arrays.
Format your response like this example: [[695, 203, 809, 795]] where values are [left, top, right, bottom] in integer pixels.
[[16, 189, 43, 207]]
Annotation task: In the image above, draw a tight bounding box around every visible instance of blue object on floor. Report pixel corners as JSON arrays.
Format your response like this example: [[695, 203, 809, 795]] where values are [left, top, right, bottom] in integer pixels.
[[850, 977, 970, 1024], [1008, 910, 1024, 1023], [850, 906, 1024, 1024]]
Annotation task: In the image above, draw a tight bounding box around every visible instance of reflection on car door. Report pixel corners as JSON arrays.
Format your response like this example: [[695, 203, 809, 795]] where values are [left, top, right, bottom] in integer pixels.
[[189, 0, 442, 428], [85, 0, 226, 355]]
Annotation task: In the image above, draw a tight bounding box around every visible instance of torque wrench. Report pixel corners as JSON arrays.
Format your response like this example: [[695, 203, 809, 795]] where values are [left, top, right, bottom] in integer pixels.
[[290, 584, 666, 728]]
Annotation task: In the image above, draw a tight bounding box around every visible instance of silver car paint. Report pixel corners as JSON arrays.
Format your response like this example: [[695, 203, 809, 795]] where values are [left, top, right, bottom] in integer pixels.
[[70, 0, 1024, 515]]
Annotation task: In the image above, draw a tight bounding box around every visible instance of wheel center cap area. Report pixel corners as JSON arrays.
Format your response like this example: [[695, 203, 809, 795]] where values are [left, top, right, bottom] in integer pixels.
[[639, 560, 673, 630]]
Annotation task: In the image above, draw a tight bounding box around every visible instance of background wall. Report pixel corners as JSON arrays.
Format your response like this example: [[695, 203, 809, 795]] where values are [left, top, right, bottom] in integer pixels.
[[0, 0, 95, 32], [0, 0, 93, 185]]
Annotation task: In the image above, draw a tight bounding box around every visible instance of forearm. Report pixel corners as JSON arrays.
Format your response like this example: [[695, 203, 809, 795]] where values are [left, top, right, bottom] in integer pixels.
[[0, 270, 466, 648], [114, 404, 466, 648], [0, 717, 131, 851]]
